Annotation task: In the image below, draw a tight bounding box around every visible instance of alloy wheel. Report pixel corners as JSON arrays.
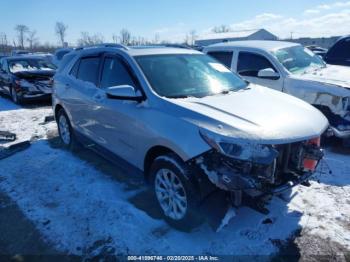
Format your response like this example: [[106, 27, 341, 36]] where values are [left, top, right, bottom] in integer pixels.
[[155, 168, 188, 220], [58, 114, 71, 145]]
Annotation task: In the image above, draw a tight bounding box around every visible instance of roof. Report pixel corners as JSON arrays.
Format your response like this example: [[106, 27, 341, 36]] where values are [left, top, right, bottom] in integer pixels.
[[197, 29, 262, 41], [127, 47, 201, 56], [74, 45, 202, 57], [206, 40, 299, 52]]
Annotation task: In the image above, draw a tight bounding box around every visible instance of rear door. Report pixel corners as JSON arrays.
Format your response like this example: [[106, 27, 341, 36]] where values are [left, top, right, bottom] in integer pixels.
[[62, 55, 103, 140], [206, 51, 234, 69], [236, 51, 284, 91]]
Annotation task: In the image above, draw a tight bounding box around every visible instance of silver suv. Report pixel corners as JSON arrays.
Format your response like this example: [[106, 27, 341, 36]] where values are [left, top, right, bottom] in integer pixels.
[[53, 44, 328, 230]]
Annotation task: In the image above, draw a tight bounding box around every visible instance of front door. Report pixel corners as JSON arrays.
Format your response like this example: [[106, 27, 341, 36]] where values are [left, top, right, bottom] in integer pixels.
[[236, 51, 284, 92]]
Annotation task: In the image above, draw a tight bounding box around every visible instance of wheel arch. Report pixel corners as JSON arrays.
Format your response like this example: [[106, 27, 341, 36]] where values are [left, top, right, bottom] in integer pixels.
[[143, 145, 179, 181], [54, 104, 65, 120]]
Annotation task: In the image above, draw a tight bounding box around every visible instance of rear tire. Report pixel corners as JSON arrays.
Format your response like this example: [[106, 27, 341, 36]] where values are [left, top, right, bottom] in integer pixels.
[[56, 109, 80, 151], [149, 153, 203, 231]]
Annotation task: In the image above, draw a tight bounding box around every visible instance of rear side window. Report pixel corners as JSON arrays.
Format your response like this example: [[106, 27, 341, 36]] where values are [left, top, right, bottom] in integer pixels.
[[56, 50, 70, 60], [58, 53, 77, 73], [328, 39, 350, 59], [237, 52, 276, 77], [77, 57, 100, 85], [207, 51, 233, 68], [70, 60, 80, 77], [100, 57, 137, 88]]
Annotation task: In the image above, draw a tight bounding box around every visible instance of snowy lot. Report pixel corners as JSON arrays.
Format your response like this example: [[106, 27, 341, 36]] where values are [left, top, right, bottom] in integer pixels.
[[0, 95, 350, 259]]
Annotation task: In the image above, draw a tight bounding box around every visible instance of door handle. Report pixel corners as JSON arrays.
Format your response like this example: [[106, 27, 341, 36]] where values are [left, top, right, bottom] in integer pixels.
[[93, 94, 104, 102]]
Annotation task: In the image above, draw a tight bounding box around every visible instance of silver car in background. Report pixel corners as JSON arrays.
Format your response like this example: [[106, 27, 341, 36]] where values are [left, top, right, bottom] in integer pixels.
[[53, 44, 328, 230], [204, 41, 350, 142]]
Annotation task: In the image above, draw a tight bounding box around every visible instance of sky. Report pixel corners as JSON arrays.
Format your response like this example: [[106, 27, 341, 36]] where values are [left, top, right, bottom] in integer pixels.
[[0, 0, 350, 46]]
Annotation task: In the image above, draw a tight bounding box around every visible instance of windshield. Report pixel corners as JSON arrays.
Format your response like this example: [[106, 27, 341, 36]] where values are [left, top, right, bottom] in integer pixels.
[[135, 54, 247, 98], [8, 58, 57, 73], [273, 46, 325, 74]]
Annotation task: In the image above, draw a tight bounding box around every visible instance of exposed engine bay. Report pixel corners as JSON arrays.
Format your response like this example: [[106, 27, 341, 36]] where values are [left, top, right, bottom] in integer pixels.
[[191, 138, 324, 201]]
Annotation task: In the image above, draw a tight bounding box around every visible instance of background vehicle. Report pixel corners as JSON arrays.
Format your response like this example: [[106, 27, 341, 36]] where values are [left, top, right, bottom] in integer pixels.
[[53, 44, 327, 230], [204, 40, 350, 141], [11, 50, 31, 56], [306, 45, 328, 58], [324, 36, 350, 66], [0, 55, 56, 104], [52, 48, 73, 67]]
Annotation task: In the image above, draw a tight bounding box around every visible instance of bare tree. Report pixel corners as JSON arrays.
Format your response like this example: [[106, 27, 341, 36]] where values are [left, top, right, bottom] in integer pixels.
[[211, 25, 232, 33], [77, 32, 104, 46], [112, 34, 119, 43], [189, 30, 197, 46], [27, 30, 39, 50], [15, 24, 29, 48], [55, 22, 68, 47], [153, 33, 160, 44], [120, 29, 131, 45], [183, 34, 190, 45], [0, 33, 8, 53]]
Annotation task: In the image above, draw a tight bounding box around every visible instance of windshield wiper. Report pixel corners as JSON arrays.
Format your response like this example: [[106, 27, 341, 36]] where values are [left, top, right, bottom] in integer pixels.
[[167, 95, 189, 99]]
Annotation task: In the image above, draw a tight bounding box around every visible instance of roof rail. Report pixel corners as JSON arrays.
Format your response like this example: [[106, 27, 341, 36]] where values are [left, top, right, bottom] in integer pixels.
[[75, 43, 129, 51]]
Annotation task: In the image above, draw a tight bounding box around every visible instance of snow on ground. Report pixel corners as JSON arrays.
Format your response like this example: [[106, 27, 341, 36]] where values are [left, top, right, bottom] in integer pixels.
[[0, 95, 350, 257], [0, 98, 55, 145]]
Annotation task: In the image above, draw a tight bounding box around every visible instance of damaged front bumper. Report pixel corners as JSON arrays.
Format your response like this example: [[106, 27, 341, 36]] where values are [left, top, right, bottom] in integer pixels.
[[269, 171, 314, 194], [22, 92, 51, 100], [193, 139, 324, 199], [15, 78, 53, 101]]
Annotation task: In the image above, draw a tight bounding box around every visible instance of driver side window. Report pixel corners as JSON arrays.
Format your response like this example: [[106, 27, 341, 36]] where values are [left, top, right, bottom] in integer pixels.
[[237, 52, 277, 77], [100, 57, 137, 89]]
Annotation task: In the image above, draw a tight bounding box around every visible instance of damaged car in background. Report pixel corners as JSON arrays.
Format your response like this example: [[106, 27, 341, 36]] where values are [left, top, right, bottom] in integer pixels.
[[0, 55, 56, 104], [204, 41, 350, 144], [53, 45, 328, 231]]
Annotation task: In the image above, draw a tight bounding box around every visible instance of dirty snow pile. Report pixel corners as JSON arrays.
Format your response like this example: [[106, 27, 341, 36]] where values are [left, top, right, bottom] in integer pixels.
[[0, 96, 349, 257], [0, 99, 55, 145]]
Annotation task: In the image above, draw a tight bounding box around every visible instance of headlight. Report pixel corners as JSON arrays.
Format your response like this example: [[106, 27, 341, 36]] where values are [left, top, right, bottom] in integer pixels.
[[200, 129, 278, 165]]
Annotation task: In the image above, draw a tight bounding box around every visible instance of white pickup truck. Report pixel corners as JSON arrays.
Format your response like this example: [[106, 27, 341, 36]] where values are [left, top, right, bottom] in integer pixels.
[[204, 40, 350, 141]]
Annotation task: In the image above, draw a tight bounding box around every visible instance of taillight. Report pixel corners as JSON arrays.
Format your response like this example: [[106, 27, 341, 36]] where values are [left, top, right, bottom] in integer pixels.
[[303, 137, 321, 172], [307, 137, 321, 146], [14, 80, 22, 91]]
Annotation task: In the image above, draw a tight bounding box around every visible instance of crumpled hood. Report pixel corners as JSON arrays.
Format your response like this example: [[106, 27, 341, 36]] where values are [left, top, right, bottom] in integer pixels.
[[13, 70, 55, 80], [295, 65, 350, 88], [170, 85, 329, 144]]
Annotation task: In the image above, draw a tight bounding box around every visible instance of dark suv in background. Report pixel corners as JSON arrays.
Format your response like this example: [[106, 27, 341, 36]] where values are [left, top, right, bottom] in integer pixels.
[[325, 36, 350, 66], [0, 55, 56, 104]]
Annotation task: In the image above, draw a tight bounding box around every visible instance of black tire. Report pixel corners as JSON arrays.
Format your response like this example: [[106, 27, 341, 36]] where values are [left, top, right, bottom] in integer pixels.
[[10, 87, 22, 105], [342, 138, 350, 148], [56, 108, 80, 151], [149, 153, 203, 231]]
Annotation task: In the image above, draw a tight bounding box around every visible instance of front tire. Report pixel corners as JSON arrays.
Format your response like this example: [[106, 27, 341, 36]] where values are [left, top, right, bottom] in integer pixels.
[[149, 153, 203, 231]]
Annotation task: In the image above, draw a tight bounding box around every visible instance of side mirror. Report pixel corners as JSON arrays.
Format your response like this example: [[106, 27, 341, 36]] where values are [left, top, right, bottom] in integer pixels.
[[105, 85, 144, 102], [257, 68, 280, 80]]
